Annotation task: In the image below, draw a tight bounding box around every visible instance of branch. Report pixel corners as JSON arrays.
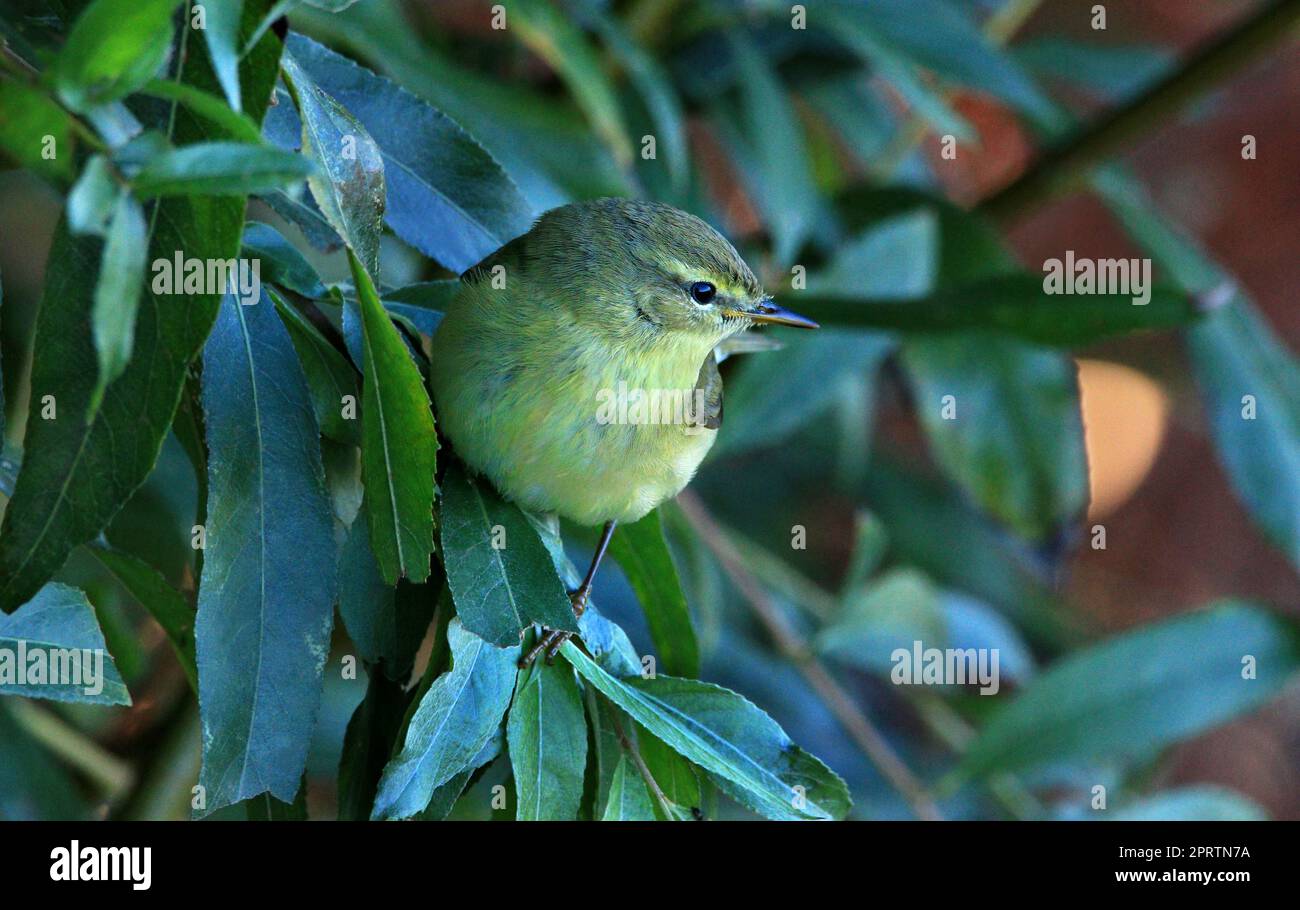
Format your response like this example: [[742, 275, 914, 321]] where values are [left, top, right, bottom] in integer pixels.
[[675, 491, 944, 821], [978, 0, 1300, 223]]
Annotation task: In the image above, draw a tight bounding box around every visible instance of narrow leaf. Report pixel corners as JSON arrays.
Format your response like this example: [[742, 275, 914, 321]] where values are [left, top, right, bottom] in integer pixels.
[[371, 619, 519, 820], [131, 141, 315, 197], [439, 460, 578, 647], [350, 250, 437, 584], [336, 501, 434, 680], [52, 0, 183, 112], [509, 0, 634, 169], [140, 78, 262, 143], [87, 545, 197, 691], [195, 291, 336, 812], [607, 509, 698, 678], [959, 602, 1300, 780], [562, 643, 850, 820], [796, 275, 1198, 346], [0, 582, 130, 705], [507, 657, 587, 820], [601, 755, 656, 821], [282, 53, 386, 278], [89, 191, 148, 413], [270, 290, 360, 445], [203, 0, 245, 111]]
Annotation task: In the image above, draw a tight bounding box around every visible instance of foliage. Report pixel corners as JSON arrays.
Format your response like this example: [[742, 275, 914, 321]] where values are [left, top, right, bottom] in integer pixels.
[[0, 0, 1295, 823]]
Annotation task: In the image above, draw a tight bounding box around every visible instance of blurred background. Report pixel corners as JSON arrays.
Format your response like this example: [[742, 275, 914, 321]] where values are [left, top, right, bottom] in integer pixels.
[[1, 0, 1297, 820]]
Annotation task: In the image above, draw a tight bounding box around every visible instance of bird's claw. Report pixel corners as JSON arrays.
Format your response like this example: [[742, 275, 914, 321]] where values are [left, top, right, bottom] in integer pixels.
[[517, 586, 590, 668]]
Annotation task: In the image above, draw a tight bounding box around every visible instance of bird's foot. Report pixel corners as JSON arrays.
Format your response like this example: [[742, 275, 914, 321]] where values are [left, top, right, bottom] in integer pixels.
[[517, 586, 590, 668]]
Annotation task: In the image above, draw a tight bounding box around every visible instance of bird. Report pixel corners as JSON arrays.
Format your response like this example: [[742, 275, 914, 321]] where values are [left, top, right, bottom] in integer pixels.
[[428, 198, 817, 665]]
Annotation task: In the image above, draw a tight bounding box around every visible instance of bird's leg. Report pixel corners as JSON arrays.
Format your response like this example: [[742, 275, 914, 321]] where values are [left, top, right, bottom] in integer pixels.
[[519, 520, 617, 667]]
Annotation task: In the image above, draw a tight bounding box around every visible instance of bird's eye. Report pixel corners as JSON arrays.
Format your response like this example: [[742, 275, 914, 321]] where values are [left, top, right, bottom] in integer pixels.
[[689, 281, 716, 304]]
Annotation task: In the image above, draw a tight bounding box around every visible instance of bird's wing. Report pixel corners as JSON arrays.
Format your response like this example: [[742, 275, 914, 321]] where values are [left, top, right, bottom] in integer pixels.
[[713, 330, 784, 364], [692, 350, 724, 430]]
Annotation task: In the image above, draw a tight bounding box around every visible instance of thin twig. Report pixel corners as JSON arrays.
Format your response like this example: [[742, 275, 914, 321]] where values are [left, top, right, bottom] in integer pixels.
[[676, 490, 944, 821], [602, 694, 678, 819], [979, 0, 1300, 223]]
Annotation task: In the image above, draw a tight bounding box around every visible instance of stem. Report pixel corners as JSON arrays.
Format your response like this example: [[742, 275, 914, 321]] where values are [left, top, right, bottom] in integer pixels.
[[978, 0, 1300, 223], [7, 699, 135, 802], [912, 694, 1044, 820], [676, 491, 944, 821], [603, 695, 677, 819]]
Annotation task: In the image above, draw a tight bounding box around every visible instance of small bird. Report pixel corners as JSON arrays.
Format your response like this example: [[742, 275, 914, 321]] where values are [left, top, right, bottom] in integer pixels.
[[429, 198, 816, 664]]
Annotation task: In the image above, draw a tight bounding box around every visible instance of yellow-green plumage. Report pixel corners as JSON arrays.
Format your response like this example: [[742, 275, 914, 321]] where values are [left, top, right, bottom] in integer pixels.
[[430, 198, 807, 526]]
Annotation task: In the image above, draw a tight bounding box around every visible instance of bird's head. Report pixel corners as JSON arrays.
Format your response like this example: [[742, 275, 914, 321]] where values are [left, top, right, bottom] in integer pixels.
[[494, 198, 817, 351]]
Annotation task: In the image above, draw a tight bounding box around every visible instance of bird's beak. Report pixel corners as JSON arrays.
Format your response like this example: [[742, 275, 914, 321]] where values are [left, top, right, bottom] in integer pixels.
[[724, 298, 819, 329]]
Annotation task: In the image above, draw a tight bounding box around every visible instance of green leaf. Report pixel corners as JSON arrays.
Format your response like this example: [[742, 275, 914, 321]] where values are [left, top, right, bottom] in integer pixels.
[[269, 290, 360, 445], [0, 582, 130, 705], [371, 619, 519, 820], [89, 191, 148, 413], [1186, 304, 1300, 569], [958, 602, 1300, 780], [591, 12, 689, 195], [349, 250, 437, 585], [816, 568, 946, 675], [722, 36, 818, 266], [139, 78, 263, 143], [202, 0, 244, 111], [507, 657, 588, 820], [796, 274, 1199, 346], [1094, 169, 1300, 570], [51, 0, 184, 111], [195, 291, 337, 813], [244, 222, 329, 298], [607, 509, 698, 678], [817, 5, 972, 141], [415, 733, 502, 821], [336, 501, 434, 680], [281, 52, 386, 278], [562, 643, 850, 820], [0, 0, 283, 613], [852, 0, 1056, 124], [509, 0, 634, 170], [87, 545, 197, 691], [439, 460, 579, 647], [337, 672, 412, 821], [66, 156, 119, 236], [601, 755, 656, 821], [131, 141, 315, 197], [900, 335, 1088, 540], [283, 33, 534, 273], [0, 79, 73, 180]]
